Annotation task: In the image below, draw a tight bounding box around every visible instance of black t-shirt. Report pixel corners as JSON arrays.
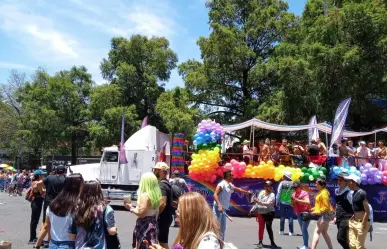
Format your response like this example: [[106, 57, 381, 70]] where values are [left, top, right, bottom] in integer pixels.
[[352, 189, 367, 212], [43, 175, 65, 202], [159, 180, 173, 222], [308, 145, 320, 156]]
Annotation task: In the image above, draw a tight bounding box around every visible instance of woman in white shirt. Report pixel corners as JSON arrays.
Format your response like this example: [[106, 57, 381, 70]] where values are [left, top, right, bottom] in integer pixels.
[[34, 173, 84, 249]]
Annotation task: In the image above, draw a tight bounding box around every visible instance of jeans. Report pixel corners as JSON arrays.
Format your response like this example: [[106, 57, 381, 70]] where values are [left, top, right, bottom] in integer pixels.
[[296, 214, 310, 247], [213, 204, 227, 240], [49, 240, 75, 249], [349, 219, 370, 249], [336, 217, 350, 249], [30, 197, 44, 241], [279, 203, 294, 233]]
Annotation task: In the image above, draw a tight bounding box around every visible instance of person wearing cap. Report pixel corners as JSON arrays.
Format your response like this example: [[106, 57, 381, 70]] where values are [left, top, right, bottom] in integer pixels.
[[276, 172, 294, 236], [39, 165, 66, 224], [213, 169, 251, 240], [345, 174, 370, 249], [28, 169, 46, 244], [291, 182, 311, 249], [242, 140, 252, 164], [152, 162, 173, 249], [169, 170, 189, 227], [334, 172, 353, 249], [250, 181, 279, 248], [310, 178, 334, 249]]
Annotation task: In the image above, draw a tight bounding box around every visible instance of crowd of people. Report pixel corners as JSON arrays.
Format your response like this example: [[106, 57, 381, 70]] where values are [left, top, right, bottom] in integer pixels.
[[0, 159, 374, 249], [224, 138, 387, 167], [0, 169, 32, 195]]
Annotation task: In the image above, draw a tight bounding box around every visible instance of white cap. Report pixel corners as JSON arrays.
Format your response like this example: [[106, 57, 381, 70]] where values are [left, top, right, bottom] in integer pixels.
[[344, 174, 361, 185], [360, 141, 366, 145]]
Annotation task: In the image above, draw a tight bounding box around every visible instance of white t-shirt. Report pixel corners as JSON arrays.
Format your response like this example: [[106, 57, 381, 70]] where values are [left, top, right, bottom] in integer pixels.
[[46, 207, 74, 242], [213, 180, 233, 210]]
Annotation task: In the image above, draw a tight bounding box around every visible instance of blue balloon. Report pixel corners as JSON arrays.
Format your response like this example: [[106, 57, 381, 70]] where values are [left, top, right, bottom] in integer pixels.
[[211, 138, 217, 143], [193, 134, 199, 139], [199, 132, 205, 137], [196, 137, 203, 144], [204, 134, 211, 141]]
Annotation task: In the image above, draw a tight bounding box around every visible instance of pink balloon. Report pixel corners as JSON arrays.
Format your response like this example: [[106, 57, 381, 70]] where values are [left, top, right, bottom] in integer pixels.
[[210, 175, 217, 183], [240, 162, 247, 168]]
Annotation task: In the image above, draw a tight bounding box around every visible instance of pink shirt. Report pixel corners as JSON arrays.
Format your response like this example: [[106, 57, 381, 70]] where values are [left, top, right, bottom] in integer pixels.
[[292, 190, 310, 214]]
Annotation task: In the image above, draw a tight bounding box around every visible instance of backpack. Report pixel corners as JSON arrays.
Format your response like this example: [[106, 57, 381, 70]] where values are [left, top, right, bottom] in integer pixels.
[[161, 180, 179, 209], [170, 181, 184, 201]]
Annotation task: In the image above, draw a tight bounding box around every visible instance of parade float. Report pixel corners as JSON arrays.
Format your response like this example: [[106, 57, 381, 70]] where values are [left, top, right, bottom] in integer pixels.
[[175, 118, 387, 221]]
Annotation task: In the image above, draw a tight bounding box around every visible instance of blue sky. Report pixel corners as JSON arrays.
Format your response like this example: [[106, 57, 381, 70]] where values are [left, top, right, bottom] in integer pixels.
[[0, 0, 306, 88]]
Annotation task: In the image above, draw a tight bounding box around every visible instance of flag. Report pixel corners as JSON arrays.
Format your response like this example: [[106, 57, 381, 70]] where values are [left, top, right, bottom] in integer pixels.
[[119, 110, 128, 164], [141, 116, 148, 128], [330, 98, 351, 148], [308, 116, 319, 143]]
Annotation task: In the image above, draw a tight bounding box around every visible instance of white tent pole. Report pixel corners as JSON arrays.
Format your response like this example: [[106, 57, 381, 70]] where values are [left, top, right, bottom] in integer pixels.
[[325, 131, 329, 148], [375, 132, 377, 143]]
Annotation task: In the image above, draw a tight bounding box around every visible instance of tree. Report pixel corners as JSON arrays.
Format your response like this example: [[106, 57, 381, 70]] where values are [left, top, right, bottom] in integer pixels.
[[156, 87, 200, 138], [89, 84, 139, 148], [18, 66, 93, 165], [272, 0, 387, 129], [100, 35, 178, 130], [179, 0, 295, 124]]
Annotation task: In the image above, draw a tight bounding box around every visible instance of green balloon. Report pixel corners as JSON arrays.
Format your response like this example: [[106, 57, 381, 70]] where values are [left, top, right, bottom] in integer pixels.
[[202, 143, 208, 149], [304, 173, 310, 179], [320, 167, 327, 173], [216, 144, 222, 148], [301, 167, 308, 173]]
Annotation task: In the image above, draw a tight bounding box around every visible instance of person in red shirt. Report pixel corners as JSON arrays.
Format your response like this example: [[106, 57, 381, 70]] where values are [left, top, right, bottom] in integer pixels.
[[292, 182, 311, 249]]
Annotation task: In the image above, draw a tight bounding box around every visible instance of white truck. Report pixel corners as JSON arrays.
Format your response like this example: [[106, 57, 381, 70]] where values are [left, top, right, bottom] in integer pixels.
[[67, 125, 171, 204]]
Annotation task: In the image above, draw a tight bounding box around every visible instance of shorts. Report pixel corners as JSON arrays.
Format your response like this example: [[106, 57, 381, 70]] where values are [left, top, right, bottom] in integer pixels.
[[322, 212, 335, 222], [17, 183, 24, 189], [158, 216, 173, 243]]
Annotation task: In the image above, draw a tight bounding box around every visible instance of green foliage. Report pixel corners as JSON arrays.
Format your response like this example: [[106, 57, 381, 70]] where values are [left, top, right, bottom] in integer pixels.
[[273, 0, 387, 128], [100, 35, 178, 129], [179, 0, 295, 123], [156, 87, 200, 138]]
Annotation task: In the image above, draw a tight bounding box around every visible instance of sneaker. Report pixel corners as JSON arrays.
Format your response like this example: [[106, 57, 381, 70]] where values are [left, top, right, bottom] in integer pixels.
[[271, 242, 280, 248], [289, 232, 294, 236], [258, 241, 263, 248], [297, 246, 307, 249], [279, 231, 284, 235], [28, 239, 37, 244]]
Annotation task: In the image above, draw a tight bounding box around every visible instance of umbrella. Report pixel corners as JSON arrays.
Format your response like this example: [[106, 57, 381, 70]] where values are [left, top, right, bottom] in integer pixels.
[[7, 166, 16, 171], [0, 164, 8, 168]]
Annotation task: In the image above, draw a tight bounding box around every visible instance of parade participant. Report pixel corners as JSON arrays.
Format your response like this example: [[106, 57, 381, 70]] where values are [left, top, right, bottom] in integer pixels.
[[34, 173, 84, 249], [125, 172, 161, 249], [293, 141, 305, 166], [317, 138, 327, 156], [40, 165, 66, 223], [356, 142, 369, 167], [347, 140, 356, 165], [69, 181, 117, 249], [308, 140, 320, 156], [279, 139, 291, 165], [276, 173, 294, 236], [333, 172, 353, 249], [7, 170, 16, 196], [17, 170, 25, 196], [310, 178, 335, 249], [251, 181, 279, 248], [242, 140, 252, 163], [345, 174, 370, 249], [376, 141, 387, 159], [170, 170, 189, 227], [152, 162, 174, 249], [213, 169, 251, 240], [291, 182, 311, 249], [259, 139, 270, 162], [28, 170, 46, 244]]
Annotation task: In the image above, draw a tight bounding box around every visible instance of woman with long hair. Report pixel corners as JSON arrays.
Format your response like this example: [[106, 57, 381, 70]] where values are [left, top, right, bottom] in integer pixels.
[[125, 172, 161, 249], [69, 181, 117, 249], [29, 170, 46, 244], [148, 192, 227, 249], [34, 173, 84, 249], [310, 178, 335, 249]]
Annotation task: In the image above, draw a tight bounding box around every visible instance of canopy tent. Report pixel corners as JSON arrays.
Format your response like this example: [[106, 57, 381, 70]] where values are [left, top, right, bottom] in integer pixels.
[[223, 118, 317, 132], [223, 118, 387, 137]]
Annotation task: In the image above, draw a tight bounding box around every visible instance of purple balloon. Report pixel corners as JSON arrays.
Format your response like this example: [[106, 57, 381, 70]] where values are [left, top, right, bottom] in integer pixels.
[[360, 174, 367, 181], [365, 163, 372, 169], [370, 167, 378, 173], [367, 178, 375, 185], [362, 179, 368, 185], [375, 175, 382, 183], [359, 166, 364, 172]]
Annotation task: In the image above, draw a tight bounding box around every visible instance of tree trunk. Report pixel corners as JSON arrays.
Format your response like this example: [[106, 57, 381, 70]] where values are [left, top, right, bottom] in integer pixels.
[[71, 132, 77, 165]]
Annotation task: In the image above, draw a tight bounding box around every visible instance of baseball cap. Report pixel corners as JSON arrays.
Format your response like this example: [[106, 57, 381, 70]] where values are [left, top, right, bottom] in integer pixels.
[[34, 169, 46, 176], [344, 174, 361, 185], [152, 162, 169, 171], [337, 172, 349, 178], [56, 165, 66, 174], [284, 172, 292, 181], [264, 180, 273, 186], [359, 141, 366, 145], [292, 182, 301, 188]]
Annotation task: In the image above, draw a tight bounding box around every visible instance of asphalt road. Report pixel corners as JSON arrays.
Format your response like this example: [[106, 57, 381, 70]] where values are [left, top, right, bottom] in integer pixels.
[[1, 193, 386, 249]]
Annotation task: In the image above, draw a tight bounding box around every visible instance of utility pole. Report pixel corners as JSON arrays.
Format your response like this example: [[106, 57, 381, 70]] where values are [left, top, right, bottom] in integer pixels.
[[323, 0, 328, 16]]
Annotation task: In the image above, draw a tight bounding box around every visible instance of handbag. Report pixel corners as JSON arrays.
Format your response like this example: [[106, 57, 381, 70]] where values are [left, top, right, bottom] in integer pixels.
[[301, 211, 315, 221]]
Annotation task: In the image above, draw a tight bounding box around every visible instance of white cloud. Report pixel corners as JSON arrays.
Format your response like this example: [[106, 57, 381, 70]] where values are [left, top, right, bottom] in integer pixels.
[[0, 2, 78, 60], [0, 62, 35, 71]]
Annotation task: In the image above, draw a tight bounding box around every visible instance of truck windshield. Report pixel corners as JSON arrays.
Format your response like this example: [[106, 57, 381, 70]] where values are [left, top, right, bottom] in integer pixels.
[[103, 152, 118, 162]]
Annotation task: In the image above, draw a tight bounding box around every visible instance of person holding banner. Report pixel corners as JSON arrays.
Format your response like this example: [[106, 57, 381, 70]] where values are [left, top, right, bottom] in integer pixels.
[[213, 169, 251, 240]]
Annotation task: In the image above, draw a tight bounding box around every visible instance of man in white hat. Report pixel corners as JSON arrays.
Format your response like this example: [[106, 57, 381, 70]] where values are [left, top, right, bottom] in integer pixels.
[[276, 172, 294, 236], [345, 174, 370, 249], [356, 141, 370, 167]]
